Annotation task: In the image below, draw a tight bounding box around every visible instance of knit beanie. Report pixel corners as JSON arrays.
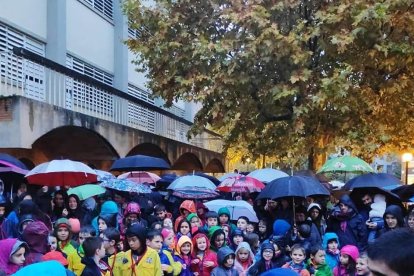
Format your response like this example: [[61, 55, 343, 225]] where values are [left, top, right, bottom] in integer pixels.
[[161, 228, 174, 240], [186, 213, 198, 222], [55, 218, 71, 231]]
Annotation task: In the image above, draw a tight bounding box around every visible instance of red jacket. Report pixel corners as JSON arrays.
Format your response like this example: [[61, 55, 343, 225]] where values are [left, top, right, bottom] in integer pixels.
[[191, 233, 217, 276]]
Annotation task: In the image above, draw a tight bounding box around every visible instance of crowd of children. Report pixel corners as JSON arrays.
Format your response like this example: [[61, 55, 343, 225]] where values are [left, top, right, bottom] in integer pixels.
[[0, 185, 409, 276]]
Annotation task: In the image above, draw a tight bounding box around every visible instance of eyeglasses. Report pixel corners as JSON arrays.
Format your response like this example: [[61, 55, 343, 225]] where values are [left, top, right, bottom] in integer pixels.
[[263, 249, 273, 254]]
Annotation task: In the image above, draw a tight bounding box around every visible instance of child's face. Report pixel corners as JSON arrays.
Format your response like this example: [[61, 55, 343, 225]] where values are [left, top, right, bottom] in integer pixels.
[[258, 222, 267, 233], [127, 236, 141, 251], [219, 214, 229, 224], [262, 249, 274, 261], [340, 253, 350, 265], [214, 234, 225, 249], [408, 216, 414, 229], [196, 237, 207, 251], [356, 257, 369, 275], [147, 235, 163, 252], [180, 222, 190, 235], [224, 254, 235, 268], [291, 249, 306, 264], [10, 247, 25, 266], [207, 217, 218, 227], [101, 234, 112, 250], [328, 240, 338, 251], [312, 250, 326, 265], [126, 214, 138, 225], [97, 243, 106, 259], [79, 232, 92, 245], [181, 242, 191, 255], [233, 235, 243, 245], [222, 226, 229, 238], [98, 219, 107, 232], [163, 218, 173, 229], [237, 248, 249, 262], [48, 236, 58, 251], [190, 217, 201, 228], [156, 210, 167, 220], [237, 219, 247, 230], [57, 227, 69, 241], [246, 224, 255, 234]]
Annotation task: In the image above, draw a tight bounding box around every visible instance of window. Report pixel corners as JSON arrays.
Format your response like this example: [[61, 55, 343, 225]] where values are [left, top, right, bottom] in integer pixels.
[[127, 84, 155, 132], [79, 0, 113, 21]]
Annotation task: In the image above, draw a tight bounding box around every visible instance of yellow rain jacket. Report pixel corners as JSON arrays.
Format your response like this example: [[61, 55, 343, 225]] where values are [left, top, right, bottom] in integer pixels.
[[110, 247, 162, 276]]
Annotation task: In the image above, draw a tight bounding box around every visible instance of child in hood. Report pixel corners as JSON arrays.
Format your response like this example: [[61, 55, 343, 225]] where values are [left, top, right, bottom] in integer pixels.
[[333, 245, 359, 276], [208, 226, 226, 252], [0, 238, 28, 275], [247, 242, 276, 275], [190, 233, 217, 276], [211, 247, 239, 276], [174, 201, 196, 232], [367, 194, 386, 242], [234, 242, 255, 276], [22, 220, 49, 265], [174, 236, 193, 276], [323, 232, 340, 270]]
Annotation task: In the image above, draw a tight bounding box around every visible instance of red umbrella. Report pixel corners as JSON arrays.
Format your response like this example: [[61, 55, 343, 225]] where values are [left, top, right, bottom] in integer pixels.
[[25, 159, 97, 187], [117, 171, 161, 185], [217, 175, 265, 193]]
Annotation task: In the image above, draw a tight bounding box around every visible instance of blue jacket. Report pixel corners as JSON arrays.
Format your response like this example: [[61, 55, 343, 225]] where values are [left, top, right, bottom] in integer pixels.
[[211, 247, 239, 276], [323, 233, 340, 269]]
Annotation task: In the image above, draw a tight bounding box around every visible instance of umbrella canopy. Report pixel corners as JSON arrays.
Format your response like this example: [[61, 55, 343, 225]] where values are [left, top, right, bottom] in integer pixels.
[[185, 172, 220, 185], [247, 168, 289, 183], [391, 185, 414, 202], [95, 170, 115, 182], [257, 176, 330, 200], [343, 173, 401, 190], [25, 159, 97, 187], [217, 176, 265, 193], [110, 154, 170, 171], [0, 167, 29, 184], [67, 184, 106, 200], [100, 178, 152, 193], [218, 172, 241, 181], [117, 171, 161, 184], [204, 199, 259, 222], [157, 173, 178, 187], [167, 175, 217, 191], [173, 187, 220, 199], [318, 156, 374, 173], [0, 153, 28, 170], [350, 187, 402, 208]]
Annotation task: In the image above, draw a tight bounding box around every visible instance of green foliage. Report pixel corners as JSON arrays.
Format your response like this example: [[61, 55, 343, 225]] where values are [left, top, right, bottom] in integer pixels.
[[125, 0, 414, 168]]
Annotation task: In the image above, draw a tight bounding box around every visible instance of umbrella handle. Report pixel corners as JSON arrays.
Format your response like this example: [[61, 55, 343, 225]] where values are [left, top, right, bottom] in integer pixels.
[[292, 197, 296, 227]]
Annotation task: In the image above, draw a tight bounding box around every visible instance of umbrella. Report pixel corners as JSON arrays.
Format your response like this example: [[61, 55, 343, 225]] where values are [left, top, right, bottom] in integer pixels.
[[100, 178, 152, 193], [67, 184, 106, 200], [257, 176, 330, 200], [173, 187, 220, 199], [25, 159, 97, 187], [204, 199, 259, 222], [217, 176, 265, 193], [118, 171, 161, 184], [157, 173, 178, 187], [185, 172, 220, 185], [0, 153, 28, 169], [218, 172, 242, 181], [318, 156, 374, 173], [391, 184, 414, 202], [343, 173, 401, 190], [95, 170, 115, 182], [350, 187, 402, 208], [0, 167, 28, 184], [247, 168, 289, 183], [110, 154, 170, 171], [167, 175, 217, 191]]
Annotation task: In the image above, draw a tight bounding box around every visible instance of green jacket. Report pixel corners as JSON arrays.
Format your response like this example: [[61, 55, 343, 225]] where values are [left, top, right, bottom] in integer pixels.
[[306, 259, 333, 276]]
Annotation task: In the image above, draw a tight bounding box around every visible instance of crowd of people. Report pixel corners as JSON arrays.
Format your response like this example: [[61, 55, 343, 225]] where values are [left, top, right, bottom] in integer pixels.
[[0, 180, 413, 275]]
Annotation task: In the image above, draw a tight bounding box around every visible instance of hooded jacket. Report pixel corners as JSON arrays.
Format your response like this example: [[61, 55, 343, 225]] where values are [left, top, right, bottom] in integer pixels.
[[376, 205, 405, 238], [211, 247, 238, 276], [208, 226, 226, 252], [191, 233, 217, 276], [174, 201, 196, 231], [322, 233, 340, 269], [91, 201, 119, 234], [0, 238, 28, 275], [218, 207, 238, 232], [22, 220, 49, 265], [174, 236, 193, 276], [234, 242, 255, 276], [247, 242, 275, 276]]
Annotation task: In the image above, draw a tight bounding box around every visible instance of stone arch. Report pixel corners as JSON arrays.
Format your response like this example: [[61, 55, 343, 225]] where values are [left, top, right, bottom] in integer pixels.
[[127, 143, 170, 164], [32, 126, 119, 169], [204, 158, 225, 173], [172, 152, 203, 171]]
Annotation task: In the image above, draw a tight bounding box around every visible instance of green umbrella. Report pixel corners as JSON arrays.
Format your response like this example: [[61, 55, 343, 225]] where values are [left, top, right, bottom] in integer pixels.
[[318, 156, 374, 173], [67, 184, 106, 200]]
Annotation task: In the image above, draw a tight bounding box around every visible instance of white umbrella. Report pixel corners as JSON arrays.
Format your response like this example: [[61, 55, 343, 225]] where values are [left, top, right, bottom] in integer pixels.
[[204, 199, 259, 222], [247, 168, 288, 183], [167, 175, 217, 190]]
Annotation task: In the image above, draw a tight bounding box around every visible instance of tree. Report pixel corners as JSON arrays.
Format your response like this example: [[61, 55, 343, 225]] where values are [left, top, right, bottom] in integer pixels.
[[125, 0, 414, 169]]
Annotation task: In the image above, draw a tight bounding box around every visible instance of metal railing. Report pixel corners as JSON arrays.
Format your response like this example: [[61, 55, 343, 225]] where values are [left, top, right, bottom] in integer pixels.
[[0, 48, 222, 152]]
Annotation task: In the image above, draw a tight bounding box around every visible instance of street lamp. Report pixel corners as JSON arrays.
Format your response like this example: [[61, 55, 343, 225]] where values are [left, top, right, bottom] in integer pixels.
[[246, 158, 251, 172], [402, 153, 413, 184]]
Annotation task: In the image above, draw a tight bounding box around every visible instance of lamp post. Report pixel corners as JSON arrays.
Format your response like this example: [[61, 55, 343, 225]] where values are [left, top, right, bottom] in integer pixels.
[[402, 153, 413, 185], [246, 158, 251, 172]]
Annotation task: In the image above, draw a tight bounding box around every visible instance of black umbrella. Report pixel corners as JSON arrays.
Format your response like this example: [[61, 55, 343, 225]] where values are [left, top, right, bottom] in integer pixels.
[[350, 187, 403, 208], [110, 154, 170, 171], [343, 173, 401, 190], [391, 185, 414, 202]]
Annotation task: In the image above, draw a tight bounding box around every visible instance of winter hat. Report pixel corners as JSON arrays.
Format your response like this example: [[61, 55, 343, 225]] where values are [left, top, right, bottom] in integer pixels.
[[273, 219, 291, 236], [68, 218, 80, 234], [42, 251, 69, 266], [218, 207, 231, 218], [260, 241, 274, 255], [369, 194, 386, 219], [208, 225, 223, 239], [232, 228, 244, 239], [55, 218, 71, 231], [205, 211, 219, 219], [161, 228, 174, 240], [307, 203, 322, 213], [340, 245, 359, 262], [186, 213, 198, 222], [298, 224, 311, 239]]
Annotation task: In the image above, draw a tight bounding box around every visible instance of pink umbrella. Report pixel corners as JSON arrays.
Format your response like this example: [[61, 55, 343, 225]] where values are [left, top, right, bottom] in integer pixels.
[[117, 171, 161, 185], [217, 175, 265, 193], [25, 159, 97, 187]]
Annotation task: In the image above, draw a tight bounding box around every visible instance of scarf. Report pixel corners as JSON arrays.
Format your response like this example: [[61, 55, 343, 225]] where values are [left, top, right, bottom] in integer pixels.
[[287, 261, 306, 273]]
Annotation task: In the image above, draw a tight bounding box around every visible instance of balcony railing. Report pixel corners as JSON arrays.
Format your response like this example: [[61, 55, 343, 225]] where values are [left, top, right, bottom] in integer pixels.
[[0, 48, 222, 153]]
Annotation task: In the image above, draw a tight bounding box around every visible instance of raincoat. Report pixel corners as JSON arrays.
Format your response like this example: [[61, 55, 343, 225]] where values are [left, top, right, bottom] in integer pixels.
[[234, 242, 255, 276], [91, 201, 119, 235], [0, 238, 28, 275], [111, 247, 162, 276], [22, 221, 49, 265], [190, 233, 217, 276], [174, 200, 196, 231], [322, 233, 340, 270], [174, 236, 193, 276], [211, 247, 238, 276]]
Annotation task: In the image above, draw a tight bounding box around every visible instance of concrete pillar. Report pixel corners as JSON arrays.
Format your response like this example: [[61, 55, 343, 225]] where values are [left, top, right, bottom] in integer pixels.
[[113, 0, 128, 92], [46, 0, 66, 65]]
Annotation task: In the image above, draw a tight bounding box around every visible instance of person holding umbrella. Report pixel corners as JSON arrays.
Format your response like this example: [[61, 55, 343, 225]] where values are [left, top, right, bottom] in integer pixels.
[[326, 195, 367, 251]]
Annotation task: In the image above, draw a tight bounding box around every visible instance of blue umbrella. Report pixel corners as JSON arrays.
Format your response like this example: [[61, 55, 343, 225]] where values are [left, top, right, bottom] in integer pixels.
[[257, 176, 330, 200], [157, 173, 178, 186], [110, 154, 170, 171], [0, 153, 28, 169], [343, 173, 401, 190], [173, 187, 220, 199], [100, 178, 152, 193]]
